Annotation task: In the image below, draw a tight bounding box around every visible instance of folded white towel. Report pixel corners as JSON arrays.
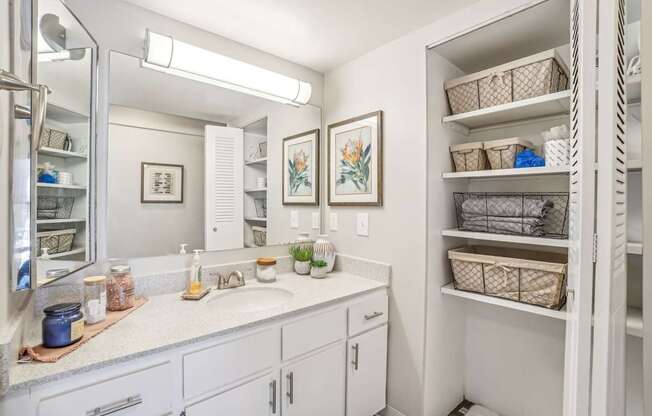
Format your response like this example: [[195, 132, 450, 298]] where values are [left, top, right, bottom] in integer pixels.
[[467, 405, 500, 416]]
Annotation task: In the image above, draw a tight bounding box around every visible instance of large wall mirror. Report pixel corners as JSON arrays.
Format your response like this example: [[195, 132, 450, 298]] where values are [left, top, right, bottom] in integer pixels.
[[11, 0, 97, 290], [106, 51, 321, 259]]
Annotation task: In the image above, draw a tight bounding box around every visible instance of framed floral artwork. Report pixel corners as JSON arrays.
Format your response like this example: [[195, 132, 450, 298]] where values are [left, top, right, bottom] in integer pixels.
[[328, 111, 383, 206], [141, 162, 184, 203], [282, 129, 320, 205]]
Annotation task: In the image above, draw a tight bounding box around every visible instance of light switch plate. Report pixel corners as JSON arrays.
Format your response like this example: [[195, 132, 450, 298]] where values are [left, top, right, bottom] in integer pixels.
[[290, 210, 299, 229], [312, 212, 320, 230], [329, 212, 338, 231], [356, 213, 369, 236]]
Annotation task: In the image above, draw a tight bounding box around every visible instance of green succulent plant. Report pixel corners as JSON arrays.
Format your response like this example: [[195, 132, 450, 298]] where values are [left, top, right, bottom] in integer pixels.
[[311, 260, 328, 268], [289, 245, 313, 262]]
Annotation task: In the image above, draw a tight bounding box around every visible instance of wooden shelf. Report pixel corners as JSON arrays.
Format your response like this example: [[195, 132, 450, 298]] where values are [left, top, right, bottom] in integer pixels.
[[38, 147, 87, 159], [441, 283, 567, 320], [245, 157, 268, 166], [627, 307, 643, 338], [36, 218, 86, 225], [442, 90, 570, 132], [37, 183, 86, 190], [442, 228, 569, 248], [627, 242, 643, 255], [443, 165, 570, 179], [245, 187, 267, 193], [627, 74, 641, 103], [39, 247, 85, 259], [245, 217, 267, 222]]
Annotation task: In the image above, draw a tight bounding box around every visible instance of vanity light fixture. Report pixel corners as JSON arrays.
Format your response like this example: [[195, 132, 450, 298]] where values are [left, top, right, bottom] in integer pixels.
[[143, 30, 312, 106]]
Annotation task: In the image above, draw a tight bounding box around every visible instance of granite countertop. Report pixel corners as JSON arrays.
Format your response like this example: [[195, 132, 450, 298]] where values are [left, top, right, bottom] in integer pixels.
[[9, 272, 387, 393]]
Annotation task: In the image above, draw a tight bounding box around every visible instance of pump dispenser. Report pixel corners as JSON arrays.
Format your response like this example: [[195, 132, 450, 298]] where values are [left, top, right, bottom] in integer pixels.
[[188, 249, 203, 295]]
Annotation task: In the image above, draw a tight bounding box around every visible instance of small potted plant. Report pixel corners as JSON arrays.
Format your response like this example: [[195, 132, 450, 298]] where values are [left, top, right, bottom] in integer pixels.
[[289, 245, 312, 275], [310, 259, 329, 279]]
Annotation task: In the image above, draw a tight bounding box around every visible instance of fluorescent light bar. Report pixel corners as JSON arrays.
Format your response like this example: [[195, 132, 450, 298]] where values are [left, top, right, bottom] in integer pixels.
[[143, 30, 312, 106], [38, 50, 72, 62]]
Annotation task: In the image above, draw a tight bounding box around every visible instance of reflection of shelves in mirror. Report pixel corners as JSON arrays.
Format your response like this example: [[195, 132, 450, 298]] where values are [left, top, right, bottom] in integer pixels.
[[46, 103, 89, 123], [245, 157, 268, 167], [628, 160, 642, 171], [442, 165, 570, 180], [442, 228, 569, 248], [38, 147, 87, 159], [441, 282, 567, 321], [39, 248, 85, 259], [627, 242, 643, 255], [37, 183, 86, 190], [245, 217, 267, 223], [627, 74, 641, 103], [627, 307, 643, 338], [245, 187, 267, 193], [37, 218, 85, 225], [442, 90, 570, 133], [244, 242, 260, 248]]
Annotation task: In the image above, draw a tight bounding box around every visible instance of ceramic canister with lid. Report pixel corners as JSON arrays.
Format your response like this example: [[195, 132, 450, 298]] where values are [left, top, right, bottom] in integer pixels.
[[106, 264, 135, 311], [42, 302, 84, 348]]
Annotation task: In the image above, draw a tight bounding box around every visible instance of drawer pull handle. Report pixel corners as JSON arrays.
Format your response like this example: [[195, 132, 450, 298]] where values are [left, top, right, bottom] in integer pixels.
[[351, 343, 360, 370], [269, 379, 277, 413], [86, 394, 143, 416], [364, 311, 384, 320], [286, 372, 294, 404]]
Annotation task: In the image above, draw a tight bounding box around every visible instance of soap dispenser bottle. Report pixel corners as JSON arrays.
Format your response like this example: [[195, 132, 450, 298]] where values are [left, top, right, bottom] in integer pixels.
[[188, 249, 203, 295]]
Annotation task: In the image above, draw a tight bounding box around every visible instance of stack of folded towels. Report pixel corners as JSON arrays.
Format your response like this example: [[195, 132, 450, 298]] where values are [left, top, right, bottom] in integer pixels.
[[460, 196, 553, 236]]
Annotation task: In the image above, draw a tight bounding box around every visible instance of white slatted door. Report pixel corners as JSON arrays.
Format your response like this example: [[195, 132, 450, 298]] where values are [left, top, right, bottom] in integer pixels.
[[592, 0, 628, 414], [563, 1, 598, 415], [205, 126, 244, 251]]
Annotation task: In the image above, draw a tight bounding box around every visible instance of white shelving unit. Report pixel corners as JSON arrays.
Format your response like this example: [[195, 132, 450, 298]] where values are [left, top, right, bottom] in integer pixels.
[[242, 118, 268, 248], [627, 307, 643, 338], [36, 218, 86, 225], [244, 187, 267, 193], [37, 183, 87, 190], [38, 147, 87, 159], [442, 228, 569, 248], [442, 165, 570, 179], [245, 157, 267, 167], [38, 247, 86, 260]]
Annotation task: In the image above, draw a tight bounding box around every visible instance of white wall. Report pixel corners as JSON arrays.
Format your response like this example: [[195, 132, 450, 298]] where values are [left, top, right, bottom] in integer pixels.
[[107, 106, 214, 258]]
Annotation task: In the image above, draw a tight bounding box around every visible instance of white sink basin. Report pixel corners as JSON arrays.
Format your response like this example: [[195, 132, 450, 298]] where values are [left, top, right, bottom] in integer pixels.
[[207, 287, 293, 313]]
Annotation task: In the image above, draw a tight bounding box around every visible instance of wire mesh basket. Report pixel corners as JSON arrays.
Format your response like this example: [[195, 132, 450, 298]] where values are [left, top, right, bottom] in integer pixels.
[[454, 192, 569, 239], [37, 196, 75, 220]]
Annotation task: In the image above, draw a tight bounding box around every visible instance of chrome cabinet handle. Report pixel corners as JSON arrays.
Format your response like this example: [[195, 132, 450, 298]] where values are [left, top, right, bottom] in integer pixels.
[[286, 372, 294, 404], [364, 311, 384, 320], [269, 379, 277, 413], [86, 394, 143, 416], [351, 343, 360, 370]]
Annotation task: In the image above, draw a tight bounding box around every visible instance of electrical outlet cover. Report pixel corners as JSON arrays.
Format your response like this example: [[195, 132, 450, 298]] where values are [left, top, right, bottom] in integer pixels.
[[329, 212, 338, 231]]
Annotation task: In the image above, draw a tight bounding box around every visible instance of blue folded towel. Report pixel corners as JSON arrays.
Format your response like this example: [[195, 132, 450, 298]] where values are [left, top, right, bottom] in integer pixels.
[[515, 149, 545, 168]]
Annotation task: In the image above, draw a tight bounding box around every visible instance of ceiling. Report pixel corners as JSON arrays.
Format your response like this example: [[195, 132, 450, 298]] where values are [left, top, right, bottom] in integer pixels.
[[121, 0, 481, 72], [109, 51, 279, 123]]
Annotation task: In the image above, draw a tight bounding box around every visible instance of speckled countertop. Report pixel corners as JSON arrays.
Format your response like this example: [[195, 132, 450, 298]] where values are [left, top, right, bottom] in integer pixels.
[[9, 272, 387, 393]]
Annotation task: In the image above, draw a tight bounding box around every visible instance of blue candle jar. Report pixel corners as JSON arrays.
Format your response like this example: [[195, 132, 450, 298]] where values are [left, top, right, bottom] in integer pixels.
[[42, 303, 85, 348]]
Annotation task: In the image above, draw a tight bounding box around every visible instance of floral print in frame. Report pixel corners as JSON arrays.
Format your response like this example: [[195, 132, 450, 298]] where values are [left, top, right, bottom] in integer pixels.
[[282, 129, 320, 205], [328, 111, 383, 206]]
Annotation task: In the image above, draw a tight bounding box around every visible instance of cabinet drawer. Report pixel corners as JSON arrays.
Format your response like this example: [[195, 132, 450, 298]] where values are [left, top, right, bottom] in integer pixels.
[[38, 361, 173, 416], [183, 328, 280, 399], [348, 292, 388, 337], [282, 308, 346, 361]]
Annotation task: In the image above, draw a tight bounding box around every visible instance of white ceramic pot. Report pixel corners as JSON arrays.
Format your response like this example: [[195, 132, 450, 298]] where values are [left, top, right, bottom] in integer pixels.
[[311, 266, 328, 279], [313, 234, 336, 272], [294, 260, 311, 275]]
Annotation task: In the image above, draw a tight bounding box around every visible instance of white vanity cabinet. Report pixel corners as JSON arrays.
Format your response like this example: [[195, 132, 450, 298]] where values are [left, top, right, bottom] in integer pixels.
[[282, 343, 346, 416], [347, 325, 388, 416]]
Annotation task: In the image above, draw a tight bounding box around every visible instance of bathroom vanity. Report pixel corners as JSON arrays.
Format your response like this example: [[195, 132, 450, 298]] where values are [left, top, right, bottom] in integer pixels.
[[1, 272, 389, 416]]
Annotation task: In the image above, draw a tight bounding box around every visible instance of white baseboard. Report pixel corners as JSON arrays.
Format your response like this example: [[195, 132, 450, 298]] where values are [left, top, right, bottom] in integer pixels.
[[379, 406, 408, 416]]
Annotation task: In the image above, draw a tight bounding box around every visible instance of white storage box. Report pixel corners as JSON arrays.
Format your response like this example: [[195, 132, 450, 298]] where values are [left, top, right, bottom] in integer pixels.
[[483, 138, 533, 170], [544, 138, 570, 167], [450, 141, 487, 172], [445, 49, 570, 115]]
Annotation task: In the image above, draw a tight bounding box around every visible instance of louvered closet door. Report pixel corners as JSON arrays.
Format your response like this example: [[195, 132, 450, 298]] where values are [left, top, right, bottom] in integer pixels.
[[205, 126, 244, 251], [592, 0, 628, 414], [563, 1, 598, 416]]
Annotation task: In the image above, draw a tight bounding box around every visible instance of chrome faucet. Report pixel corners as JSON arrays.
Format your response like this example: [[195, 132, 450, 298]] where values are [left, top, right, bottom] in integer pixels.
[[215, 270, 245, 290]]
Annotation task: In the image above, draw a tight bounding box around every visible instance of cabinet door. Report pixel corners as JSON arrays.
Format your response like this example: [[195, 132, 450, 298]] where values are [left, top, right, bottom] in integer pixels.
[[185, 373, 279, 416], [347, 325, 388, 416], [282, 343, 345, 416]]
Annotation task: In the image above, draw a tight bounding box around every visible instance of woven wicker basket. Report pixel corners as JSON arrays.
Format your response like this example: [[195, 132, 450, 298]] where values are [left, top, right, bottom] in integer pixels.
[[449, 246, 568, 309], [252, 226, 267, 247], [39, 128, 70, 150], [484, 138, 533, 170], [37, 228, 77, 255], [445, 49, 570, 115], [450, 142, 487, 172]]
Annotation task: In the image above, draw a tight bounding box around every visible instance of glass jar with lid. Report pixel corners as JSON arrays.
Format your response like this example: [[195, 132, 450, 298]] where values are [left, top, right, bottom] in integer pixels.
[[83, 275, 107, 324], [256, 257, 277, 283], [106, 264, 135, 311]]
